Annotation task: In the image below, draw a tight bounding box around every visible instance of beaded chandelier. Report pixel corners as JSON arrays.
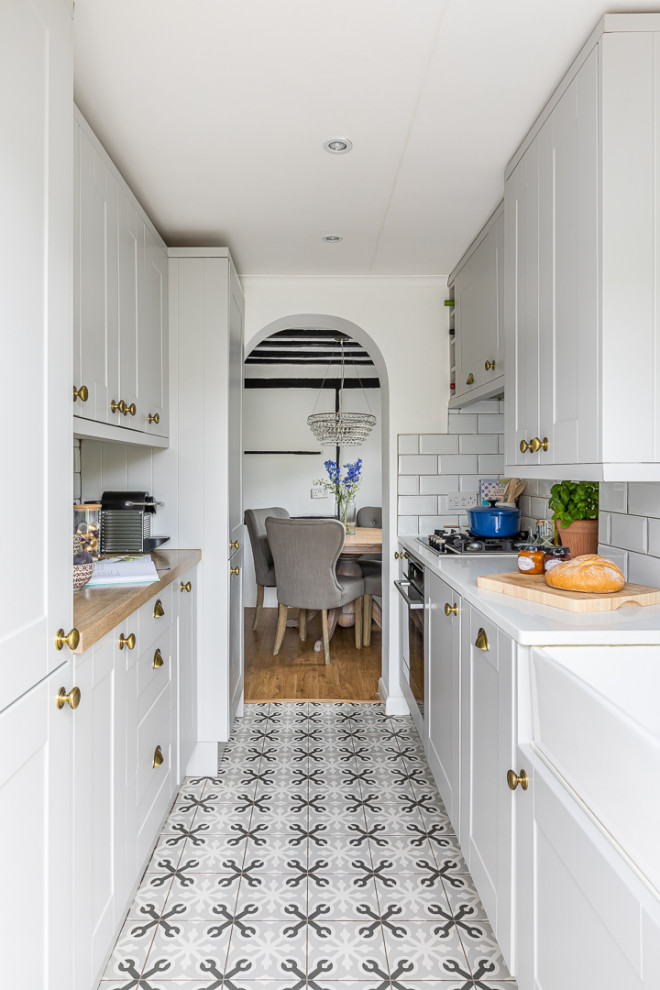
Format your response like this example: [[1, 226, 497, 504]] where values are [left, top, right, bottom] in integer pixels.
[[307, 340, 376, 447]]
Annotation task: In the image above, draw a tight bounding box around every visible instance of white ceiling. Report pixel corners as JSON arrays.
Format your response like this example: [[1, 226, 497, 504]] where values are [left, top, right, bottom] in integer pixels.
[[73, 0, 659, 278]]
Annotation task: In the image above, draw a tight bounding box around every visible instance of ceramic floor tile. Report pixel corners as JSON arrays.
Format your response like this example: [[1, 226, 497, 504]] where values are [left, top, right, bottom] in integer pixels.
[[376, 875, 454, 920], [161, 873, 239, 919], [234, 873, 308, 919], [307, 873, 381, 921], [101, 918, 157, 980], [144, 919, 232, 979], [307, 920, 389, 981], [224, 919, 307, 981], [459, 921, 513, 982], [382, 920, 469, 979]]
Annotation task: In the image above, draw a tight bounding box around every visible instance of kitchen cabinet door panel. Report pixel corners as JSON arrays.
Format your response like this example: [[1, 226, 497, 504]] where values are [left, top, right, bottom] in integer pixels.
[[427, 572, 461, 830], [177, 567, 197, 780], [138, 224, 169, 436], [117, 186, 140, 419]]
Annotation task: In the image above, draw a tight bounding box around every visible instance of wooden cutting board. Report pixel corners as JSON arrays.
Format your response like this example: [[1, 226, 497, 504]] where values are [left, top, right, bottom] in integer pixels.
[[477, 571, 660, 613]]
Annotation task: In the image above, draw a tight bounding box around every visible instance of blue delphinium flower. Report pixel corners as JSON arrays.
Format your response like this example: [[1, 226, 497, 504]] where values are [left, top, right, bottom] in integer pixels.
[[314, 459, 363, 524]]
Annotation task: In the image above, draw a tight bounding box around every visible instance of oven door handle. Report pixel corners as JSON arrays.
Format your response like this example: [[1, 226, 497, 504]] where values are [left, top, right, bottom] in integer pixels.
[[394, 579, 425, 609]]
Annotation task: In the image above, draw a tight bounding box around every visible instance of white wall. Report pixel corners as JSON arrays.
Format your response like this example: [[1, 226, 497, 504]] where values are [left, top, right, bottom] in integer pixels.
[[243, 386, 382, 606], [243, 275, 447, 713]]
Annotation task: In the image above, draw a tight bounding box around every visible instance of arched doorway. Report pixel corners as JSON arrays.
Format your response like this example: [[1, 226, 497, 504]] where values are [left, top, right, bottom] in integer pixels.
[[241, 314, 390, 702]]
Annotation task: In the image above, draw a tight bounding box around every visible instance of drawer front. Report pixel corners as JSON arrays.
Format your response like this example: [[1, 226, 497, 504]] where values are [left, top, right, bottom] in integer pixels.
[[137, 583, 173, 651], [137, 684, 172, 822], [137, 624, 172, 724]]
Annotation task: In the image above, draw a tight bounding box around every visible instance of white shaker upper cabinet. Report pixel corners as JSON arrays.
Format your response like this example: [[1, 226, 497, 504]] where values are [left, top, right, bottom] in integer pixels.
[[505, 15, 660, 481], [449, 204, 504, 407], [138, 223, 169, 437]]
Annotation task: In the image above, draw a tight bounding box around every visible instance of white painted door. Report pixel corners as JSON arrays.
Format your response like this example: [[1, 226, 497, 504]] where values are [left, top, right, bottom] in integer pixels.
[[0, 0, 73, 709], [75, 114, 119, 426], [72, 637, 119, 990], [0, 669, 73, 990], [460, 608, 516, 970], [515, 755, 660, 990], [228, 264, 244, 722], [426, 572, 461, 831], [138, 223, 169, 436], [177, 569, 197, 778], [229, 540, 244, 721], [505, 137, 541, 469]]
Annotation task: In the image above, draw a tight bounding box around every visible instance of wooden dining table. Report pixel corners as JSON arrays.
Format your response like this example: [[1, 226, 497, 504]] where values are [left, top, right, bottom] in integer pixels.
[[339, 527, 383, 556], [312, 526, 383, 650]]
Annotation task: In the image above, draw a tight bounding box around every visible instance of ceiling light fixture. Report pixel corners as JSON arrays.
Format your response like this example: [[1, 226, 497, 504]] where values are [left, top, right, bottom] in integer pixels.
[[322, 234, 343, 243], [307, 339, 376, 447], [323, 138, 352, 154]]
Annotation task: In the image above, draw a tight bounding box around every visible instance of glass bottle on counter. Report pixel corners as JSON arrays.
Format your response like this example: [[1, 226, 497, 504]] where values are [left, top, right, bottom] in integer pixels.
[[73, 503, 101, 559]]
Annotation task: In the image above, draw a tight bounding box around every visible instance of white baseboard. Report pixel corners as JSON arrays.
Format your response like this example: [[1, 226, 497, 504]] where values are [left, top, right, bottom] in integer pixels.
[[378, 677, 411, 717], [186, 741, 219, 777]]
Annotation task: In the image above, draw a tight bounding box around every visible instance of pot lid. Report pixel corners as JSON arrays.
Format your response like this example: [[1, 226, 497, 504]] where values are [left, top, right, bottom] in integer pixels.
[[469, 499, 520, 516]]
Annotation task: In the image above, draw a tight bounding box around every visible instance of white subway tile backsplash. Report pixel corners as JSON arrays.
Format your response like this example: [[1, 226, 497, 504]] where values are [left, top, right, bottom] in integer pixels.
[[598, 511, 611, 545], [531, 496, 549, 519], [627, 483, 660, 519], [459, 435, 499, 455], [398, 435, 419, 455], [598, 544, 629, 580], [419, 514, 461, 531], [73, 441, 81, 473], [498, 435, 505, 453], [626, 550, 660, 588], [609, 512, 648, 554], [478, 414, 504, 433], [439, 454, 479, 474], [458, 475, 481, 492], [599, 482, 628, 514], [478, 454, 504, 474], [519, 495, 532, 518], [398, 476, 420, 496], [419, 435, 459, 455], [420, 475, 458, 495], [462, 399, 502, 413], [648, 518, 660, 557], [398, 515, 420, 536], [399, 454, 438, 475], [535, 479, 555, 499], [73, 474, 81, 501], [448, 414, 477, 434], [398, 495, 439, 515]]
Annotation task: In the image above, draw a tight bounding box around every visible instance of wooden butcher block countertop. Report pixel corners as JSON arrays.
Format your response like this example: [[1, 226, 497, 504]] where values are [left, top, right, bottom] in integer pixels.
[[477, 570, 660, 613], [73, 548, 202, 653]]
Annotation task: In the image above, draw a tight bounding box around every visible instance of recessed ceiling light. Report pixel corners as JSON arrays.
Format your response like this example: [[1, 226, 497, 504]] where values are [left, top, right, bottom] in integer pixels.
[[322, 234, 343, 243], [323, 138, 352, 154]]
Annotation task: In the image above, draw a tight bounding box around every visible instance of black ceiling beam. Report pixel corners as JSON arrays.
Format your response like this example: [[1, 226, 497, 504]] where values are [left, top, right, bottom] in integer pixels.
[[269, 328, 350, 339], [244, 377, 380, 389], [245, 356, 374, 366]]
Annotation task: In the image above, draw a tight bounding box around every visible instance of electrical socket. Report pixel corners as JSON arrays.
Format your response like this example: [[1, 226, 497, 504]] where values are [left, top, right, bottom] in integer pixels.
[[446, 492, 478, 509], [311, 487, 327, 499]]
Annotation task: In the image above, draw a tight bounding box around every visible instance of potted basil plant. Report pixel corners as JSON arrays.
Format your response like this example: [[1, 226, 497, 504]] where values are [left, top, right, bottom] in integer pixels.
[[548, 480, 599, 557]]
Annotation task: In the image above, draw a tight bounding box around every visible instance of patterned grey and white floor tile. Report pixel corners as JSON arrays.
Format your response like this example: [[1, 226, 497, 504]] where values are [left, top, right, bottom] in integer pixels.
[[99, 702, 517, 989]]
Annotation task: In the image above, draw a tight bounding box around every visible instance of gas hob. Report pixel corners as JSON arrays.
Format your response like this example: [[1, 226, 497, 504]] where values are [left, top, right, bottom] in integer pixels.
[[418, 528, 529, 557]]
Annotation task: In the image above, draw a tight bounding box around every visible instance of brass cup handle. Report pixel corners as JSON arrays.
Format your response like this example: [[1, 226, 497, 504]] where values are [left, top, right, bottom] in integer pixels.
[[485, 360, 496, 371], [111, 399, 127, 415], [475, 628, 490, 651], [230, 540, 240, 550], [125, 403, 136, 417], [152, 648, 164, 669], [153, 599, 165, 618], [73, 385, 88, 402], [394, 551, 409, 560], [153, 745, 164, 768], [118, 632, 136, 650], [444, 603, 458, 616], [530, 436, 549, 453], [56, 686, 81, 710], [466, 373, 475, 385], [148, 412, 160, 424], [507, 769, 529, 791], [55, 627, 80, 651], [180, 581, 192, 593], [230, 566, 240, 576]]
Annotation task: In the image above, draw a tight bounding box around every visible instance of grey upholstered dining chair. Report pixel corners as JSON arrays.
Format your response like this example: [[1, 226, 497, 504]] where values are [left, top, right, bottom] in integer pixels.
[[265, 517, 364, 665], [356, 505, 382, 645], [244, 507, 290, 630]]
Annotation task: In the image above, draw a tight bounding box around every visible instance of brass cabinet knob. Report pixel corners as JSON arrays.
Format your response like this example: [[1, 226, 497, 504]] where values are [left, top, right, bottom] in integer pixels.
[[73, 385, 88, 402], [530, 436, 549, 453], [230, 566, 240, 576], [180, 581, 192, 593], [153, 599, 165, 618], [230, 540, 240, 550], [56, 686, 81, 710], [55, 627, 80, 651], [153, 745, 164, 768], [111, 399, 127, 415], [125, 403, 136, 417], [520, 439, 531, 453], [118, 632, 136, 650], [507, 769, 529, 791], [394, 551, 409, 560], [485, 360, 496, 371], [152, 648, 164, 669], [444, 603, 459, 616], [148, 412, 160, 424], [466, 373, 475, 385], [475, 627, 490, 651]]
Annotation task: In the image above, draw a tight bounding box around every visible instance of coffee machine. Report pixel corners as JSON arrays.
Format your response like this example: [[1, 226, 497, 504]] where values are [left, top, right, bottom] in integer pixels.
[[99, 491, 169, 554]]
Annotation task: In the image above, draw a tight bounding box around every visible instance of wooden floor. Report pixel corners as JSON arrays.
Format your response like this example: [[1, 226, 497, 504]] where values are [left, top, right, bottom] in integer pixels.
[[244, 607, 382, 703]]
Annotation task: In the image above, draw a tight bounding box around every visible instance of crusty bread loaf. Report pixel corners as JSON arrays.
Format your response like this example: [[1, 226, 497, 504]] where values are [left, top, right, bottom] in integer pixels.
[[544, 554, 625, 593]]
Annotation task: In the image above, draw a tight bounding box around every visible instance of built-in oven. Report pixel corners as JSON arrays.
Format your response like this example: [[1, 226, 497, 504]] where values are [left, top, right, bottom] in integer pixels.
[[395, 553, 426, 733]]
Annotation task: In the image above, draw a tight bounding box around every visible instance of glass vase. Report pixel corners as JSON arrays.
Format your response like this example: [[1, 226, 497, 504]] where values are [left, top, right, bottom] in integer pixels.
[[341, 498, 357, 535]]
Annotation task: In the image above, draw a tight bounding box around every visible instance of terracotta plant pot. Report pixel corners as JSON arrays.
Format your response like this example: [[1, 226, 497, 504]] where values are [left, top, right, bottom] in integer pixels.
[[557, 519, 599, 558]]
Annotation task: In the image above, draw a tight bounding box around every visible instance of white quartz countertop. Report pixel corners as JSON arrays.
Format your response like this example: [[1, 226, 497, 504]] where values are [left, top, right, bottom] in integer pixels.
[[399, 537, 660, 645]]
